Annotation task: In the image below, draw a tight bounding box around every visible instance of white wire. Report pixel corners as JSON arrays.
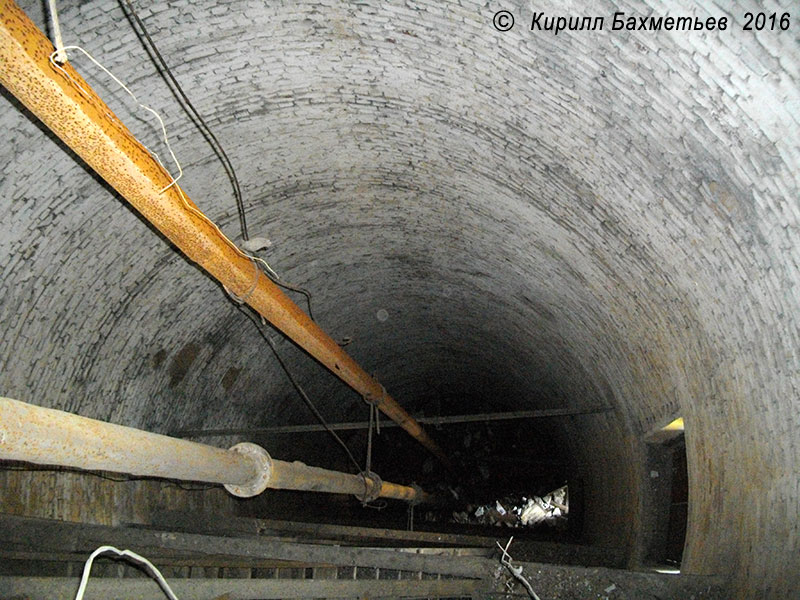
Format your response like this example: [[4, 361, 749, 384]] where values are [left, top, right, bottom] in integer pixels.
[[47, 0, 68, 63], [45, 38, 285, 293], [75, 545, 178, 600], [48, 45, 182, 193], [174, 186, 281, 281]]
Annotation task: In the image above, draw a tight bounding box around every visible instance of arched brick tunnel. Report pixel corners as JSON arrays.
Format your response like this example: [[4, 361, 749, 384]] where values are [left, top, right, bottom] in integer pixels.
[[0, 1, 798, 598]]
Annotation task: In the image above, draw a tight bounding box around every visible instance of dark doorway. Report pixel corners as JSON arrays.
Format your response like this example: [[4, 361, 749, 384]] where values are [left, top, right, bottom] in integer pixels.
[[664, 434, 688, 568], [642, 418, 688, 570]]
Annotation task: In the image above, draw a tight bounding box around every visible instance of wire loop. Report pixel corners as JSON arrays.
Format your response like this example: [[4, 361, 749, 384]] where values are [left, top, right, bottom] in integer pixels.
[[75, 546, 178, 600], [47, 45, 183, 193]]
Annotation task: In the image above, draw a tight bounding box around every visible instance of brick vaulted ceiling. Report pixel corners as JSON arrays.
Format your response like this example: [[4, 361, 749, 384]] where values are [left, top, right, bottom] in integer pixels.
[[1, 1, 798, 597]]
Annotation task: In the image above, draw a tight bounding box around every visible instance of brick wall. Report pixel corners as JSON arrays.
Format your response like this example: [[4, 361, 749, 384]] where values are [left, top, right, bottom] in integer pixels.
[[1, 1, 797, 596]]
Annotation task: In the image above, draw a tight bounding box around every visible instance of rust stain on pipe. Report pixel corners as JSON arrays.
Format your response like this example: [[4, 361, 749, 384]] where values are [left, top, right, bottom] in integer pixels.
[[0, 397, 430, 504], [268, 459, 430, 503], [0, 0, 451, 469], [0, 397, 258, 487]]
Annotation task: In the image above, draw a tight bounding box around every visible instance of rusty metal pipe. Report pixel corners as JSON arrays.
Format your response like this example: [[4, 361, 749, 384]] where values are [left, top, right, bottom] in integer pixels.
[[0, 397, 430, 504], [269, 459, 429, 503], [0, 397, 259, 490], [0, 0, 451, 470]]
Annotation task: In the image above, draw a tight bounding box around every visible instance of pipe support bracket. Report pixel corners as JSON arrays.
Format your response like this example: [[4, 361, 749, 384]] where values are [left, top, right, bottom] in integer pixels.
[[355, 470, 383, 504]]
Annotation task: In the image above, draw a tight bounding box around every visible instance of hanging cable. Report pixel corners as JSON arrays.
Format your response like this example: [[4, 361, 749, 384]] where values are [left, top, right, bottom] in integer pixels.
[[268, 276, 315, 321], [358, 393, 390, 510], [120, 0, 246, 240], [120, 0, 318, 320], [75, 546, 178, 600], [237, 305, 362, 474], [48, 44, 183, 193], [47, 0, 68, 63], [365, 403, 375, 475]]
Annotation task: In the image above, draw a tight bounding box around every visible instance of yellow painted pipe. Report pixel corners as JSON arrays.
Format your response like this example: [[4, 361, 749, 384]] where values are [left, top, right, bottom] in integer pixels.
[[0, 0, 451, 469]]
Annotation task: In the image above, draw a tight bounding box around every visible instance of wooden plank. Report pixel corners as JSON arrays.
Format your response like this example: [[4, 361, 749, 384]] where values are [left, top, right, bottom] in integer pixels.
[[0, 515, 488, 578], [0, 550, 331, 570], [151, 511, 625, 567], [0, 577, 479, 600], [0, 516, 727, 599], [156, 510, 499, 546]]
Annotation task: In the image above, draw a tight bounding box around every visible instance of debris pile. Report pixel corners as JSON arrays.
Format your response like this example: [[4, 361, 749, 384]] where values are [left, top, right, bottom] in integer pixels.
[[451, 485, 568, 529]]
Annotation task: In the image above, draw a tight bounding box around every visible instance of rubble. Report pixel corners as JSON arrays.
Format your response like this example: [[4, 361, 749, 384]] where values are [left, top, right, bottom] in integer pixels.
[[449, 485, 569, 529]]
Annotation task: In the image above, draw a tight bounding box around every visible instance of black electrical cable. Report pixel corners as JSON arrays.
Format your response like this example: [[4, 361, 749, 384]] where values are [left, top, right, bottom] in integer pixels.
[[259, 266, 316, 322], [238, 306, 363, 474], [120, 0, 247, 240], [120, 4, 358, 461], [121, 0, 320, 322]]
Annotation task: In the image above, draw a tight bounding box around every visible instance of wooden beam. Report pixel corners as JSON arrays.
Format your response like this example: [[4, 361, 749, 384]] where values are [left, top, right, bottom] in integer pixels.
[[151, 510, 626, 567], [0, 515, 727, 598], [0, 549, 333, 570], [0, 515, 488, 578], [0, 577, 479, 600]]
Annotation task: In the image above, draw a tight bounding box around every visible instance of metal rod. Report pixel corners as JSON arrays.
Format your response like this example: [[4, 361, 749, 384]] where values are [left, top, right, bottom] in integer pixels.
[[0, 397, 430, 503], [0, 0, 450, 470], [174, 407, 612, 437]]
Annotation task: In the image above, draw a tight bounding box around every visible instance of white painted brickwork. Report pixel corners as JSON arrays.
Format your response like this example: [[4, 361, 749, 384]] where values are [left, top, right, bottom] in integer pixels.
[[1, 1, 798, 596]]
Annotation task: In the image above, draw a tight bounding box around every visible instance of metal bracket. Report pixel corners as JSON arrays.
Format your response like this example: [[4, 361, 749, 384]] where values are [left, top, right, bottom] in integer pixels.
[[363, 382, 386, 406], [355, 470, 383, 504], [224, 442, 272, 497]]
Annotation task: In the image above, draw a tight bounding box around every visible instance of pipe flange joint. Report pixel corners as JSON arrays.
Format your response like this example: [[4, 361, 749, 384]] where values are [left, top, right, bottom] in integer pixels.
[[224, 442, 272, 498], [355, 470, 383, 504]]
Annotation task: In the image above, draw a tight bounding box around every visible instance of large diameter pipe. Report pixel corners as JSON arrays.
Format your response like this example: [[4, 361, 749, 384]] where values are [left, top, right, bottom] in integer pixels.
[[0, 397, 429, 504], [0, 0, 450, 470], [0, 397, 258, 488]]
